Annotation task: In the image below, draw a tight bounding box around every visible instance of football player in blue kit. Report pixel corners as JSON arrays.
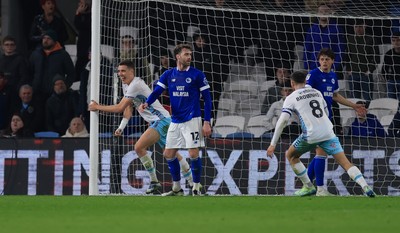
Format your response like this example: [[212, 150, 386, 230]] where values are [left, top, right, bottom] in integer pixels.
[[140, 44, 212, 196]]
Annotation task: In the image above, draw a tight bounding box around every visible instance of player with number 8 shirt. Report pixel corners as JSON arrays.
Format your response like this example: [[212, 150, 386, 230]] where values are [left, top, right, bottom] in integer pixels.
[[266, 71, 375, 197]]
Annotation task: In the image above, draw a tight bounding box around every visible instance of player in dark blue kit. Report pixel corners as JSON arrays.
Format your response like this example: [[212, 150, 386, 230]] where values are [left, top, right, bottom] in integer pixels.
[[304, 48, 366, 196], [139, 44, 212, 196]]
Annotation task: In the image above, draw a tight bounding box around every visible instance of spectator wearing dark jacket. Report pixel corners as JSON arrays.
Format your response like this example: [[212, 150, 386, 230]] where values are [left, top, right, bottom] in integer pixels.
[[45, 75, 79, 135], [0, 113, 34, 138], [0, 36, 31, 105], [10, 84, 45, 133], [29, 29, 75, 103]]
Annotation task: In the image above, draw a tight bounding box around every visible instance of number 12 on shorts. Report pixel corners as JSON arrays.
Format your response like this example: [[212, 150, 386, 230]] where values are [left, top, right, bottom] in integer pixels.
[[191, 132, 200, 141]]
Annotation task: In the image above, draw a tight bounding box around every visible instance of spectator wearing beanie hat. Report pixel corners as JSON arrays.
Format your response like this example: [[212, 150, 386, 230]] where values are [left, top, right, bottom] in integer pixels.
[[29, 29, 75, 103], [43, 29, 58, 43], [29, 0, 68, 50], [45, 74, 79, 135]]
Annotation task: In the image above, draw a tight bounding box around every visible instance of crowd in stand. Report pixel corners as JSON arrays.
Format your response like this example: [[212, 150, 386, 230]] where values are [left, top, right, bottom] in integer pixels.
[[0, 0, 400, 139]]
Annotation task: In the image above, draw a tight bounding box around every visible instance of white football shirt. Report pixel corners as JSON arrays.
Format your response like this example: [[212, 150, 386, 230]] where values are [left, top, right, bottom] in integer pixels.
[[123, 77, 170, 123], [282, 86, 335, 143]]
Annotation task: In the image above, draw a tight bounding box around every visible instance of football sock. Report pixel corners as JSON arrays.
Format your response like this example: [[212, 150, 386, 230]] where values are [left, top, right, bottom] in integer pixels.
[[179, 158, 193, 186], [193, 182, 201, 191], [166, 157, 181, 182], [347, 166, 368, 189], [314, 155, 326, 186], [190, 157, 202, 184], [307, 157, 316, 181], [139, 153, 158, 182], [292, 162, 313, 188], [172, 181, 182, 192]]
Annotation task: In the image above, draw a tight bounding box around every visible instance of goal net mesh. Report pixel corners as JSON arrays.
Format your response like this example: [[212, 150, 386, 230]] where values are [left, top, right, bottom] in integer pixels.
[[94, 0, 400, 195]]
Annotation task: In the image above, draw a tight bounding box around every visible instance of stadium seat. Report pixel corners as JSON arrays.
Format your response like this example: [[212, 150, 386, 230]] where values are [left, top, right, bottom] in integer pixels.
[[186, 25, 201, 42], [34, 131, 60, 138], [259, 80, 276, 97], [217, 98, 237, 119], [380, 114, 395, 134], [236, 98, 262, 124], [100, 44, 115, 64], [64, 44, 77, 65], [338, 79, 349, 98], [373, 43, 392, 99], [226, 80, 259, 101], [225, 131, 254, 139], [243, 44, 259, 66], [368, 98, 399, 120], [249, 62, 267, 85], [99, 132, 113, 138], [246, 115, 269, 138], [292, 44, 304, 72], [213, 115, 246, 138]]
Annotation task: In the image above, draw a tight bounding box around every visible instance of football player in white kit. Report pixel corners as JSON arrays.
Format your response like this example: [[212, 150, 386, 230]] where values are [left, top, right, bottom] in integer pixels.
[[89, 60, 193, 195], [266, 71, 375, 197]]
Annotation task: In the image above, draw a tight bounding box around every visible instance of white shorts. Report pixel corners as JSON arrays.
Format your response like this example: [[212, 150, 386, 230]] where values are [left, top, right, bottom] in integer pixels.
[[165, 117, 205, 149]]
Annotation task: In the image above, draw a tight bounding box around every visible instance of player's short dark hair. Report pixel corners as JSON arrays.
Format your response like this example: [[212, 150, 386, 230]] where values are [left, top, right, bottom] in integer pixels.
[[290, 71, 307, 84], [174, 43, 192, 58], [318, 48, 335, 60], [119, 60, 135, 70]]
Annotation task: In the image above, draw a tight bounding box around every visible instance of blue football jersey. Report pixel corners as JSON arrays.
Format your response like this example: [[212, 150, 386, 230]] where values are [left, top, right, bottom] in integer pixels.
[[157, 67, 210, 123], [305, 68, 339, 119]]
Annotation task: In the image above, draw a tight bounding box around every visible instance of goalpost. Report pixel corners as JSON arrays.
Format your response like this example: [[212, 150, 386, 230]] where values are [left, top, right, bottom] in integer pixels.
[[89, 0, 400, 196]]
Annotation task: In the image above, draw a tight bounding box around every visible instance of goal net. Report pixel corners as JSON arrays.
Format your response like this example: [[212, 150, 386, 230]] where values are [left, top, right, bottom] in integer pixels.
[[91, 0, 400, 196]]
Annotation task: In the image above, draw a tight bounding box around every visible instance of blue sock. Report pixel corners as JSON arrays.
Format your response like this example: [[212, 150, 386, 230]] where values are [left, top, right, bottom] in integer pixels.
[[190, 157, 202, 183], [167, 157, 181, 182], [314, 156, 326, 186], [307, 158, 316, 182]]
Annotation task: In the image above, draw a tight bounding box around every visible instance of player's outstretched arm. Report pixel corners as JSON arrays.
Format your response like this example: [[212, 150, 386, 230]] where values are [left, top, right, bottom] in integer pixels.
[[333, 92, 367, 115], [267, 112, 290, 157], [88, 98, 131, 113]]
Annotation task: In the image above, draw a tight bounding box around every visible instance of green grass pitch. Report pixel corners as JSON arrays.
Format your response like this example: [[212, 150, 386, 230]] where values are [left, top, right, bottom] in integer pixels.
[[1, 196, 399, 233]]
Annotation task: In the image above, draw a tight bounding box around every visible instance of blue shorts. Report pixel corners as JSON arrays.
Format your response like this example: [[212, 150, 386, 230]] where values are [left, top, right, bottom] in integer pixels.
[[150, 117, 171, 148], [292, 135, 344, 156]]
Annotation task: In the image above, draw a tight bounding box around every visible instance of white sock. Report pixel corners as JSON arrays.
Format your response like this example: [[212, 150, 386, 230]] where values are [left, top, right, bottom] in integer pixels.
[[139, 153, 158, 182], [172, 181, 182, 192], [179, 158, 193, 186], [193, 182, 201, 190], [292, 162, 313, 188], [347, 166, 368, 189]]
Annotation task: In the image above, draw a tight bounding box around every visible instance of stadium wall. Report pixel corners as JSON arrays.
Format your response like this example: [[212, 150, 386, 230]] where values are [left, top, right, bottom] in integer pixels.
[[0, 138, 399, 196]]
